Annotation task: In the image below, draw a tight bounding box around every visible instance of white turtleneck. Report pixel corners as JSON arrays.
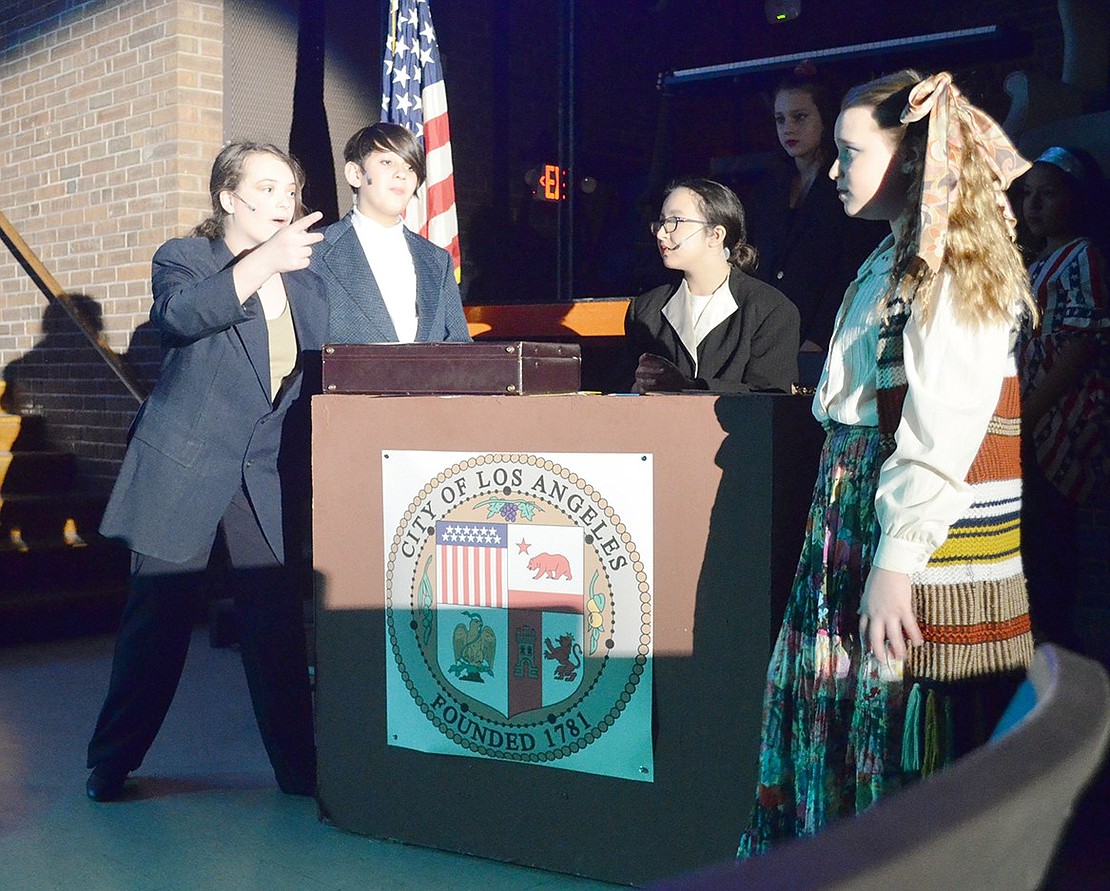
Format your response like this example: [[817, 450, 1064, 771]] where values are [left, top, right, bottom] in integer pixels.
[[350, 206, 418, 343]]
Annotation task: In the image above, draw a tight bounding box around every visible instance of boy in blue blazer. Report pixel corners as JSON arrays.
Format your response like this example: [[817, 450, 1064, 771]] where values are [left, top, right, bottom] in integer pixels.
[[312, 123, 471, 345]]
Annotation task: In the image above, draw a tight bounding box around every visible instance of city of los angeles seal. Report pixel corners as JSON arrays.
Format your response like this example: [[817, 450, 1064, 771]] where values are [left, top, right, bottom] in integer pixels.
[[383, 451, 654, 781]]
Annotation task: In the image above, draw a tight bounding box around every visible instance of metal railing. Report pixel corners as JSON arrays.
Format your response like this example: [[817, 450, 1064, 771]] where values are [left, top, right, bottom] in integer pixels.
[[0, 208, 146, 404]]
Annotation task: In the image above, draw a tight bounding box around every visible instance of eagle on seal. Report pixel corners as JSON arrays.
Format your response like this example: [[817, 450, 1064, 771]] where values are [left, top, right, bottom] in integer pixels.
[[450, 610, 497, 683]]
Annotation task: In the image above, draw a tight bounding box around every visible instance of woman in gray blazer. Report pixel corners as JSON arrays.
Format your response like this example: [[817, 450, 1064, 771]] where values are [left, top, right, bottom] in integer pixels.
[[86, 142, 328, 802]]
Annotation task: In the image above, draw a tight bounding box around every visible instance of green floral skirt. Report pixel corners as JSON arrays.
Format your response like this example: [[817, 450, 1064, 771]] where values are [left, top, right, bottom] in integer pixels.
[[737, 422, 1023, 858], [737, 422, 902, 857]]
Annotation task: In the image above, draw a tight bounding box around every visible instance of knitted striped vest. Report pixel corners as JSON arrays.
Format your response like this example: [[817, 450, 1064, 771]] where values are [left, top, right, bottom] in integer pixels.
[[876, 288, 1033, 684]]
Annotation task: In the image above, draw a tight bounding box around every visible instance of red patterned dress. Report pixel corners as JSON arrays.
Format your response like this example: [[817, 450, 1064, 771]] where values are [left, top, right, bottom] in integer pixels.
[[1018, 236, 1110, 503]]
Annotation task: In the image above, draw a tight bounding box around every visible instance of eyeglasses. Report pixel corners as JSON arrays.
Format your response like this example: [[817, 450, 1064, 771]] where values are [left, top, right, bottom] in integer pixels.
[[650, 216, 710, 235]]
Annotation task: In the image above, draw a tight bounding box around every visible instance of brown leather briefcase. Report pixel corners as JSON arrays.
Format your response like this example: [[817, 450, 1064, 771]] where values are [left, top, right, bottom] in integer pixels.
[[321, 341, 582, 395]]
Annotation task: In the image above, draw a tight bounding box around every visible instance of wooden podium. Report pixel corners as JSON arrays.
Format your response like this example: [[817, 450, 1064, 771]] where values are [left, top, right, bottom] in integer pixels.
[[311, 393, 822, 886]]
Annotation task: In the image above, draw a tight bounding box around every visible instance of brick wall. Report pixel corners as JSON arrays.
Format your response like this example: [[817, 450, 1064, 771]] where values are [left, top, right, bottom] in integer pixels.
[[0, 0, 223, 494]]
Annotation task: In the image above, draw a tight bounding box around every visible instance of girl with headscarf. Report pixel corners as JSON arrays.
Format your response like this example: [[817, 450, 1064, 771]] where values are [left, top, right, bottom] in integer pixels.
[[737, 71, 1037, 855]]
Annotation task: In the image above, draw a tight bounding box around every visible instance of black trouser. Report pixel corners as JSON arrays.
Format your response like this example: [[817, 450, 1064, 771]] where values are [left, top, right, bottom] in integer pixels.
[[87, 487, 315, 791]]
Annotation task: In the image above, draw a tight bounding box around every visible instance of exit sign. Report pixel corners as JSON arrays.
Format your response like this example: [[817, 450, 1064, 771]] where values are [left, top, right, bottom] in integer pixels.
[[537, 163, 564, 201]]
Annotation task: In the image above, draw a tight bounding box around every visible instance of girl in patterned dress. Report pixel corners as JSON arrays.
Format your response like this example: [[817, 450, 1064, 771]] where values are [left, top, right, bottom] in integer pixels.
[[1018, 147, 1110, 648], [737, 70, 1037, 856]]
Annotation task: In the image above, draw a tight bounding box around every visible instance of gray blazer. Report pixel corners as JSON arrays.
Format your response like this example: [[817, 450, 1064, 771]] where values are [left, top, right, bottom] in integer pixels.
[[99, 236, 328, 564], [312, 212, 471, 344]]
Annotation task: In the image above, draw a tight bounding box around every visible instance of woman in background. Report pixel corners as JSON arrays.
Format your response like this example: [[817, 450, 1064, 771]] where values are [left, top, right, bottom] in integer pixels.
[[748, 66, 886, 353]]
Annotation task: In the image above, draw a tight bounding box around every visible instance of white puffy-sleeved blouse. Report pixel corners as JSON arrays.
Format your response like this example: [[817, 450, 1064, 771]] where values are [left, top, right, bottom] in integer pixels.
[[813, 234, 1016, 575]]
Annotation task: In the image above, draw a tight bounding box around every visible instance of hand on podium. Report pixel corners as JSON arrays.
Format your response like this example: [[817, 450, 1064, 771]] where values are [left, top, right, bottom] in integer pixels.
[[633, 352, 703, 393]]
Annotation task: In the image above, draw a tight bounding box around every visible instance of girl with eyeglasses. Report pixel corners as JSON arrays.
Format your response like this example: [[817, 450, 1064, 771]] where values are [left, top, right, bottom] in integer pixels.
[[624, 177, 799, 393]]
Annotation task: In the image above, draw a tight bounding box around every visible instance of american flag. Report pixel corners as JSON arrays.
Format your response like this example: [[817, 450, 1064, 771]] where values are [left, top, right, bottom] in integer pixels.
[[381, 0, 461, 281], [436, 521, 507, 607]]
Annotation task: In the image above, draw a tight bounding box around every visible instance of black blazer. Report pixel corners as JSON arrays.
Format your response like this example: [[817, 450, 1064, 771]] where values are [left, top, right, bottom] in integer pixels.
[[748, 165, 887, 348], [99, 237, 329, 564], [624, 267, 800, 393], [312, 212, 471, 344]]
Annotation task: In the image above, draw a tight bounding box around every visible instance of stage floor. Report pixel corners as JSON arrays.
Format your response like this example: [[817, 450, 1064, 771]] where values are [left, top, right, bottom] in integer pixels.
[[0, 630, 614, 890]]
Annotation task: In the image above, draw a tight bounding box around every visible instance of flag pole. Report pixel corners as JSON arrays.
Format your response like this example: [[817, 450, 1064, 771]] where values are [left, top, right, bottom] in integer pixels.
[[380, 0, 462, 281], [557, 0, 575, 301]]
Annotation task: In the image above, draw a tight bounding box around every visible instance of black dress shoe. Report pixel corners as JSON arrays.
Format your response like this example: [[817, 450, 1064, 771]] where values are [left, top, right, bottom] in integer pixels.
[[86, 764, 128, 802]]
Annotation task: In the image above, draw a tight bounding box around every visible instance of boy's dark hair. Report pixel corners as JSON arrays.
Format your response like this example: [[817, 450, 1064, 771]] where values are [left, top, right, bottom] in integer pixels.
[[343, 123, 425, 189]]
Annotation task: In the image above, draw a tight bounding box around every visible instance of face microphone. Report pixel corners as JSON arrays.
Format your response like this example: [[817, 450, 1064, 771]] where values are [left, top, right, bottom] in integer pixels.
[[230, 192, 256, 212], [669, 226, 705, 250]]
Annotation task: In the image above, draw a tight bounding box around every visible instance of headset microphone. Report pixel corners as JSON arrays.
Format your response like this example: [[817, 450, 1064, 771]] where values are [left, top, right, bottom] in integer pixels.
[[231, 193, 256, 212], [670, 227, 704, 249]]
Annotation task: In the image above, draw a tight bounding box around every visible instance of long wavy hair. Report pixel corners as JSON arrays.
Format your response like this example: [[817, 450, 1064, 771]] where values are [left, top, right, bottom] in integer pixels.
[[842, 70, 1034, 326], [190, 142, 306, 240]]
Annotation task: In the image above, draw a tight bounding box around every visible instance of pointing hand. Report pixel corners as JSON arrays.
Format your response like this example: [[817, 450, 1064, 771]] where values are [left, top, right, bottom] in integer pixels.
[[258, 211, 324, 273]]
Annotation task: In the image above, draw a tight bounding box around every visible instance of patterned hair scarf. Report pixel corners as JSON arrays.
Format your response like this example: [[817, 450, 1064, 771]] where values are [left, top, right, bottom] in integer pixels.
[[900, 72, 1031, 273]]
